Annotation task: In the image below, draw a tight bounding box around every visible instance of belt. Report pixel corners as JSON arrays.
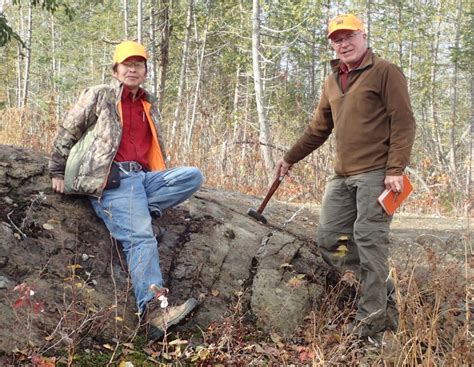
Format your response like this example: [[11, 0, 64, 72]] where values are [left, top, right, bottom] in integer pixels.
[[115, 161, 144, 173]]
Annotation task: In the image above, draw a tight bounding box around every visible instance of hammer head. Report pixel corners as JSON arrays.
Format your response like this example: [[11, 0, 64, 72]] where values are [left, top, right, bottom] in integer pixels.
[[247, 208, 267, 224]]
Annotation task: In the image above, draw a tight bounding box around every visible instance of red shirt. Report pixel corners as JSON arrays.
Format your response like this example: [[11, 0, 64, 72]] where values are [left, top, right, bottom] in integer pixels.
[[114, 86, 152, 169], [339, 49, 368, 93]]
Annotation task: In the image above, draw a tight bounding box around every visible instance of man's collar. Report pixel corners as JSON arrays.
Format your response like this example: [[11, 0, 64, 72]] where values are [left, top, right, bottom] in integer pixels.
[[110, 78, 157, 104], [122, 85, 146, 100], [330, 47, 373, 74]]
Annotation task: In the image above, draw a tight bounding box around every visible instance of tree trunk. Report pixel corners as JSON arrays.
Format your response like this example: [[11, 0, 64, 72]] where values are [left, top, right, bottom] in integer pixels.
[[366, 0, 371, 46], [170, 0, 193, 152], [50, 14, 61, 123], [251, 0, 274, 175], [185, 0, 210, 148], [232, 65, 241, 144], [469, 77, 473, 212], [407, 39, 413, 94], [150, 2, 157, 96], [21, 2, 32, 108], [397, 2, 403, 69], [123, 0, 129, 39], [430, 3, 448, 169], [449, 0, 463, 176], [137, 0, 143, 43], [16, 5, 25, 108], [157, 0, 171, 113]]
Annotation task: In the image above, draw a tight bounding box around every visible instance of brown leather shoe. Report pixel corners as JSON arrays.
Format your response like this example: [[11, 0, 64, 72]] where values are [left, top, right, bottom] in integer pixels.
[[145, 298, 198, 340]]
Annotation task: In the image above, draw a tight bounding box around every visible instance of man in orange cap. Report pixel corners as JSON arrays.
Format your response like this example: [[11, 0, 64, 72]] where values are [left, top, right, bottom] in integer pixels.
[[49, 40, 203, 340], [274, 14, 416, 338]]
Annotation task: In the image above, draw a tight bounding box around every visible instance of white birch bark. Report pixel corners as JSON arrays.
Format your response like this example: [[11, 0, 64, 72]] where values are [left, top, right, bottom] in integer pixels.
[[137, 0, 143, 43], [449, 0, 463, 174], [123, 0, 129, 39], [169, 0, 193, 151], [156, 0, 171, 113], [251, 0, 274, 174], [21, 1, 32, 108], [185, 0, 210, 148]]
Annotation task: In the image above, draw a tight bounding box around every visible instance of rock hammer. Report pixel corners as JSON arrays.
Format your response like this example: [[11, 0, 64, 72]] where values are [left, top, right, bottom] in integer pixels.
[[247, 175, 284, 224]]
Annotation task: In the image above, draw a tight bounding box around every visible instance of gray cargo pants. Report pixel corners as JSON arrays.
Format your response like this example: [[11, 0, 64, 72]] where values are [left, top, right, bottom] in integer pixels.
[[316, 169, 392, 327]]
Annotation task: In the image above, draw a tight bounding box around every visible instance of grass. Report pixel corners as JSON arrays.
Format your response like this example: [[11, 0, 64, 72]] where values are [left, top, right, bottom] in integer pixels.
[[11, 246, 468, 366]]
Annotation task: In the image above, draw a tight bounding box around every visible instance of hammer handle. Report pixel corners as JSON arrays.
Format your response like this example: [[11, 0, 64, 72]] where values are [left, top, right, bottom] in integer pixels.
[[257, 176, 284, 213]]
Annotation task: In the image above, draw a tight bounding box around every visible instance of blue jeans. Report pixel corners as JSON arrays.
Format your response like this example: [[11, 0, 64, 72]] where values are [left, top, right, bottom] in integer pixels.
[[89, 166, 203, 312]]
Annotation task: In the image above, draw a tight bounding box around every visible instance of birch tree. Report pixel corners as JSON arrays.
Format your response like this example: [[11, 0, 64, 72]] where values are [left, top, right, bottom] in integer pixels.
[[122, 0, 128, 39], [251, 0, 273, 174], [170, 0, 193, 151], [137, 0, 143, 43], [21, 1, 32, 108], [156, 0, 171, 112], [185, 0, 211, 148]]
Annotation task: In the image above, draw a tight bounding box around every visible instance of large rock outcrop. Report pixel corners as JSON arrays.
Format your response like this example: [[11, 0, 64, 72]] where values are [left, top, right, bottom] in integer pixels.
[[0, 144, 327, 353]]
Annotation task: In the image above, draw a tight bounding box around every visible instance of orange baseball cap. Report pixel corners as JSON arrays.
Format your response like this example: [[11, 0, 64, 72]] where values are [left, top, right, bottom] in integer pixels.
[[327, 14, 364, 38], [113, 41, 148, 64]]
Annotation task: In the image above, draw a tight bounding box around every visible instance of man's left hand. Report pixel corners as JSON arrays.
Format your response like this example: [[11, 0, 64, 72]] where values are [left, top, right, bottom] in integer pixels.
[[384, 175, 404, 193]]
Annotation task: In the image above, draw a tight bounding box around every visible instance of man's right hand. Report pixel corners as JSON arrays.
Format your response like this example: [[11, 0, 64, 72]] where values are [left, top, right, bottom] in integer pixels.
[[275, 158, 293, 179], [52, 177, 65, 194]]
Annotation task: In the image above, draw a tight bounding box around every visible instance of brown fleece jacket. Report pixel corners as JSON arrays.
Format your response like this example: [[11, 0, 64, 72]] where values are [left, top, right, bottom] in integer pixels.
[[284, 48, 416, 176]]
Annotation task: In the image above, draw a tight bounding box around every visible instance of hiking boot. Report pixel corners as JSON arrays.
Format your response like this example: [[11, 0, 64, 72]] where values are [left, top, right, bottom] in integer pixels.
[[144, 298, 198, 341], [346, 319, 386, 338], [386, 296, 399, 331]]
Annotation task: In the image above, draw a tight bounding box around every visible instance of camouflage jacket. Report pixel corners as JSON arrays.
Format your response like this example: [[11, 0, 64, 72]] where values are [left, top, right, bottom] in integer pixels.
[[48, 79, 166, 197]]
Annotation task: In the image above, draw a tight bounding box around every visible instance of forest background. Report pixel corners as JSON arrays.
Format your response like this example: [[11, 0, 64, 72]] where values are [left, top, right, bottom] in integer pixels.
[[0, 0, 472, 216]]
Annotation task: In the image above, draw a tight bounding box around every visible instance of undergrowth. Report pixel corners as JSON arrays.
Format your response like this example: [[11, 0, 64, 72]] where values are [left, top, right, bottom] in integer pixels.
[[4, 238, 471, 366]]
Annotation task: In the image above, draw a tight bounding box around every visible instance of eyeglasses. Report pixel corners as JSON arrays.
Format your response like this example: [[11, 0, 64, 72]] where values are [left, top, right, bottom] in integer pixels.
[[330, 31, 362, 47], [121, 61, 146, 70]]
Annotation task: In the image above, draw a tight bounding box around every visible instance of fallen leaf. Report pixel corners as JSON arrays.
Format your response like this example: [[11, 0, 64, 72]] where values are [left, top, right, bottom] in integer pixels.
[[211, 289, 220, 297], [270, 332, 284, 349], [334, 244, 348, 257], [42, 223, 55, 231], [102, 343, 114, 350], [287, 275, 305, 288]]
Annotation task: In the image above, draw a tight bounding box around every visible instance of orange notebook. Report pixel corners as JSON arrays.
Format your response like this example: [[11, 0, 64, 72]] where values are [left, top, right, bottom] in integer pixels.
[[377, 175, 413, 215]]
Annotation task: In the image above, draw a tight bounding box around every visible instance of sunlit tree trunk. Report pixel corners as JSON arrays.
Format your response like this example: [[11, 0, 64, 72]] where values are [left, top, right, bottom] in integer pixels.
[[232, 65, 241, 143], [449, 0, 463, 175], [252, 0, 273, 175], [185, 0, 210, 148], [170, 0, 193, 151], [366, 0, 371, 45], [21, 2, 32, 108], [407, 40, 413, 94], [51, 14, 61, 122], [156, 0, 171, 112], [137, 0, 143, 43], [150, 1, 157, 95], [396, 1, 403, 69], [16, 8, 23, 108], [469, 78, 473, 210], [430, 3, 447, 169], [123, 0, 129, 39]]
